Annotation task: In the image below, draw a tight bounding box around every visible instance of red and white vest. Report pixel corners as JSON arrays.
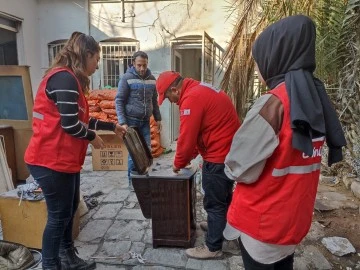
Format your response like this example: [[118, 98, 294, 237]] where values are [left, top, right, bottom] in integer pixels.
[[227, 83, 324, 245], [25, 67, 89, 173]]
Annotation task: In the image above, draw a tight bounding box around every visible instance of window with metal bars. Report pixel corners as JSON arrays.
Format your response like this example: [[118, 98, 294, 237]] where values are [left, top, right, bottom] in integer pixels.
[[48, 39, 67, 66], [100, 40, 139, 88]]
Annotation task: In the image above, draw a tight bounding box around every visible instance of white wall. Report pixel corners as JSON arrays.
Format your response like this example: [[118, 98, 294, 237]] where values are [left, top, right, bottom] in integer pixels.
[[1, 0, 233, 148], [89, 0, 232, 72], [38, 0, 89, 73], [0, 0, 42, 95]]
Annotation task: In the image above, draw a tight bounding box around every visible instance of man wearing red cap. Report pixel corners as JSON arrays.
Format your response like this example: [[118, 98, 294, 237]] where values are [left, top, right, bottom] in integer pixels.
[[156, 71, 241, 259]]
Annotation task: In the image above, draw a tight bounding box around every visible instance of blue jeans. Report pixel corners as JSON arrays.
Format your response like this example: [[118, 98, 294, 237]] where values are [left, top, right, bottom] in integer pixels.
[[202, 161, 234, 251], [126, 118, 151, 181], [27, 164, 80, 268]]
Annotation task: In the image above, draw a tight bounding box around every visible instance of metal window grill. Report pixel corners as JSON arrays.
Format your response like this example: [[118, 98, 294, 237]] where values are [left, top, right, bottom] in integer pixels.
[[100, 42, 139, 88], [48, 41, 66, 66], [213, 41, 225, 87]]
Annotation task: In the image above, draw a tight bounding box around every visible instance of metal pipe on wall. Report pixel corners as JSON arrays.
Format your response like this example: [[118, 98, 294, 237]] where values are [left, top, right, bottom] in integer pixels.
[[122, 0, 125, 22]]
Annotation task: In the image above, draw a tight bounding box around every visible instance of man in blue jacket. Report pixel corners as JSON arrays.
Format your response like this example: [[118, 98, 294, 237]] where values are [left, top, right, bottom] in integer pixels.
[[115, 51, 162, 190]]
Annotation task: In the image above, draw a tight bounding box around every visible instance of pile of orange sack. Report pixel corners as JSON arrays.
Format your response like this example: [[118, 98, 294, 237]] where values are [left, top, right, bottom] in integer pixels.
[[87, 90, 163, 158], [87, 89, 118, 124], [150, 116, 163, 158]]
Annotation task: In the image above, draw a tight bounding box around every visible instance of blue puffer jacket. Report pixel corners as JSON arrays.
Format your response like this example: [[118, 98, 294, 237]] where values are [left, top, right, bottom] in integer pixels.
[[115, 66, 161, 124]]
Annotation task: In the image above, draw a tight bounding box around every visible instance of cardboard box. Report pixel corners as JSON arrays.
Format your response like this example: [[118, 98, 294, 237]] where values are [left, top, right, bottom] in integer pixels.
[[0, 189, 80, 249], [91, 131, 128, 171]]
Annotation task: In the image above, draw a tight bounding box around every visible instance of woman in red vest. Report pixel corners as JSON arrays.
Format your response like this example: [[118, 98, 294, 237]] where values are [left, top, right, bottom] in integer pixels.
[[223, 15, 346, 269], [25, 32, 126, 270]]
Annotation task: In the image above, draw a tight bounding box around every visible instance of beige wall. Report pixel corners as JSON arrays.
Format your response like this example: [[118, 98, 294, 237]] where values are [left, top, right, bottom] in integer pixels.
[[90, 0, 232, 72], [90, 0, 232, 46]]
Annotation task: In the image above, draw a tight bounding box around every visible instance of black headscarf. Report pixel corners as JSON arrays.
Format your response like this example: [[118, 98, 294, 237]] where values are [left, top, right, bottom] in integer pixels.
[[252, 15, 346, 166]]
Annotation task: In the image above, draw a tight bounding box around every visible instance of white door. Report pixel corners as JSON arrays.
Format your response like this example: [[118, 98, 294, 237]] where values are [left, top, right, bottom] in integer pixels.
[[212, 41, 225, 88], [201, 32, 225, 87], [201, 31, 214, 84], [168, 34, 224, 143]]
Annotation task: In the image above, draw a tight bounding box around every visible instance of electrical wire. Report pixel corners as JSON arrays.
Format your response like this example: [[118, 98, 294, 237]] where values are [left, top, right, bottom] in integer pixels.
[[73, 1, 162, 28]]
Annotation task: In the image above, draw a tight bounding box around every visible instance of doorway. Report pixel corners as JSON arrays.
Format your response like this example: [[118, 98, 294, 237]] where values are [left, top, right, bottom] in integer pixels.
[[169, 33, 224, 142]]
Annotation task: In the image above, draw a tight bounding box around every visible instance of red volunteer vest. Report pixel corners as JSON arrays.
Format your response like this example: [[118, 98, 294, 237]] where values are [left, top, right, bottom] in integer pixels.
[[24, 67, 89, 173], [227, 83, 324, 245]]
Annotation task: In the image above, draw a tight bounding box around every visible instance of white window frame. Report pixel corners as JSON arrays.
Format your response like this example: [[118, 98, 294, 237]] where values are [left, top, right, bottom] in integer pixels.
[[48, 39, 67, 66], [99, 39, 139, 88], [0, 12, 24, 65]]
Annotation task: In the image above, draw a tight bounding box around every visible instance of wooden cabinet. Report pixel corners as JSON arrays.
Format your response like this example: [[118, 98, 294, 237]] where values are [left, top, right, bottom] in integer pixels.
[[132, 168, 197, 248]]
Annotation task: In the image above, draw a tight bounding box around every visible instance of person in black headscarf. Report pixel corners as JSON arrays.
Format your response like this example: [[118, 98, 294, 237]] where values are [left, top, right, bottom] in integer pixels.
[[222, 15, 346, 269]]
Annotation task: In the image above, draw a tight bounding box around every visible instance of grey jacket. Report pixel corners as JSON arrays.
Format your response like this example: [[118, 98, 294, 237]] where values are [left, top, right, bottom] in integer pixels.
[[115, 66, 161, 124]]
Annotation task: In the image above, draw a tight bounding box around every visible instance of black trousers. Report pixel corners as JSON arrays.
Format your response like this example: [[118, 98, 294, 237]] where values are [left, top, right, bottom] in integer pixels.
[[239, 238, 294, 270]]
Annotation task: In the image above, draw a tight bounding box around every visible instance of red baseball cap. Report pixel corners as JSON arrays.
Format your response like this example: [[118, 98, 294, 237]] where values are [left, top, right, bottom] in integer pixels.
[[156, 71, 180, 105]]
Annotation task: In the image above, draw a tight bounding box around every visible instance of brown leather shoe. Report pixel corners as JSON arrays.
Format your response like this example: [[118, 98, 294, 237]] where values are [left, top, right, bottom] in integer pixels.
[[185, 245, 223, 259], [199, 221, 208, 232]]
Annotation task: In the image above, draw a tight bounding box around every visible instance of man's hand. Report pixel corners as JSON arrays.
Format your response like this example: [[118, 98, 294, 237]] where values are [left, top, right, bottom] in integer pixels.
[[185, 162, 192, 169], [156, 121, 162, 133], [172, 163, 180, 173], [90, 134, 105, 149], [114, 124, 127, 138]]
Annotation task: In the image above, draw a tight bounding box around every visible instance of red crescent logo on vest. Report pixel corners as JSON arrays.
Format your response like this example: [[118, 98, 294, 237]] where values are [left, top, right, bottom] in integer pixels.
[[180, 109, 190, 116]]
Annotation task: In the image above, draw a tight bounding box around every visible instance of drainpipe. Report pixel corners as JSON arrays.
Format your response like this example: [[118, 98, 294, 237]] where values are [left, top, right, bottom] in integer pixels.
[[87, 0, 94, 89], [122, 0, 125, 22], [87, 0, 91, 35]]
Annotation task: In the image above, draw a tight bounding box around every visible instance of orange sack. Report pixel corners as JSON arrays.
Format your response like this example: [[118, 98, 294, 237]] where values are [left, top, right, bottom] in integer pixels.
[[108, 114, 118, 120], [89, 106, 101, 113], [102, 108, 117, 116], [99, 100, 115, 109], [88, 89, 117, 101], [88, 99, 99, 106], [150, 116, 163, 158], [151, 140, 159, 148], [87, 89, 117, 124], [89, 111, 108, 120]]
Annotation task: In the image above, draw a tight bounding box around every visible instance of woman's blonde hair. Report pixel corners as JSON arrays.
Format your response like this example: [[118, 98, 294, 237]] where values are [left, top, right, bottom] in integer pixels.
[[46, 31, 100, 93]]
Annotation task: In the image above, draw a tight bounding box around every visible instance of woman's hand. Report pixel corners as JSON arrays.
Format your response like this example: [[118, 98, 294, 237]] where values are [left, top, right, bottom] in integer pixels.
[[90, 134, 105, 149]]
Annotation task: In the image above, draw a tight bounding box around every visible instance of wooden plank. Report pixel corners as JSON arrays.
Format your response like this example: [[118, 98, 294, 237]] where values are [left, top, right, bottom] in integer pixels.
[[0, 136, 13, 192], [0, 66, 34, 180]]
